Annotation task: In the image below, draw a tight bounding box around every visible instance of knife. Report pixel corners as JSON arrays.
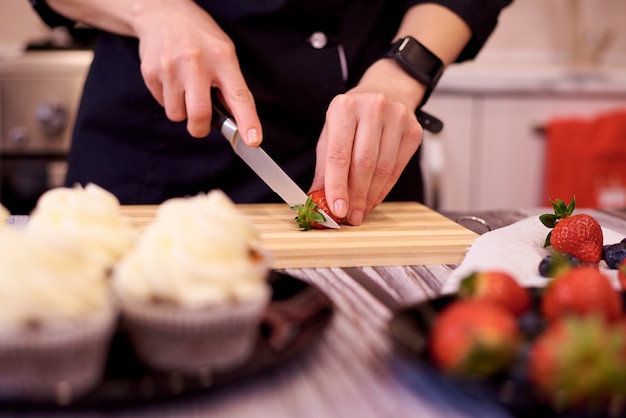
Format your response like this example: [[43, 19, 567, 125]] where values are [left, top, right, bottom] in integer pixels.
[[210, 101, 340, 229]]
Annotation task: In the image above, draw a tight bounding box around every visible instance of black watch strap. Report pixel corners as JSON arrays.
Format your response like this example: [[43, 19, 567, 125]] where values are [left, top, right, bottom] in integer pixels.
[[416, 109, 443, 134], [385, 36, 444, 133]]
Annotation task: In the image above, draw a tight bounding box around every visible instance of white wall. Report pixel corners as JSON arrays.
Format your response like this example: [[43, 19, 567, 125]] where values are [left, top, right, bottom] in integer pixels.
[[478, 0, 626, 66]]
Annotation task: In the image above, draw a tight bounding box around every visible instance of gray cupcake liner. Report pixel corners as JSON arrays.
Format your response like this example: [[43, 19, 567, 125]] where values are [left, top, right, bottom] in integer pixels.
[[0, 311, 116, 404], [120, 286, 271, 376]]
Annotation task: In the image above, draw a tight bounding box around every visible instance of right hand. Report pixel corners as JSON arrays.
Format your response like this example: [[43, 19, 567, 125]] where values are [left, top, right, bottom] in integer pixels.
[[133, 0, 262, 144]]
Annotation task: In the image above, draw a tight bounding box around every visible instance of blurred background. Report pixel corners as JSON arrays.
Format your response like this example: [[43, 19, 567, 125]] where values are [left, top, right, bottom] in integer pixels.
[[0, 0, 625, 214]]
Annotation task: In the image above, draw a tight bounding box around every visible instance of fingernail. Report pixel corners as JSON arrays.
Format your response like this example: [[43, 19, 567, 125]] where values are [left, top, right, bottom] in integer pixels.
[[348, 210, 363, 226], [334, 199, 348, 219], [246, 128, 260, 145]]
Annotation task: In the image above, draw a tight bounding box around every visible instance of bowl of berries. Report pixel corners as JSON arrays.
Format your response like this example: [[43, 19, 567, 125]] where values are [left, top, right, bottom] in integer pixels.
[[391, 268, 626, 417], [391, 198, 626, 417]]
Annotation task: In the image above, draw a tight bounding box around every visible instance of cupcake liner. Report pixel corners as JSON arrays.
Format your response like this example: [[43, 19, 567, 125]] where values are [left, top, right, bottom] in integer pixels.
[[0, 311, 116, 404], [120, 286, 271, 375]]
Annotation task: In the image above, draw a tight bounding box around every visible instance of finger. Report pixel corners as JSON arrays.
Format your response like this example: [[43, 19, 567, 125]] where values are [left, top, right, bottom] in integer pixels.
[[140, 50, 189, 125], [345, 109, 383, 226], [216, 68, 262, 146], [162, 74, 188, 124], [375, 118, 422, 208], [183, 63, 213, 138], [323, 95, 355, 220], [364, 119, 401, 214], [139, 51, 165, 108], [144, 38, 191, 124]]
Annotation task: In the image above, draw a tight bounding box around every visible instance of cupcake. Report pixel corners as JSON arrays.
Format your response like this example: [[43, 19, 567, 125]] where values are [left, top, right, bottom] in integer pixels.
[[111, 190, 271, 375], [26, 183, 138, 273], [0, 227, 116, 403]]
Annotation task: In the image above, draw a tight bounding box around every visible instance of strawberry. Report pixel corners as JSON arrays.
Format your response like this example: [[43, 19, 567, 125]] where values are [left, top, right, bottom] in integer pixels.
[[541, 265, 622, 323], [291, 189, 343, 231], [539, 197, 603, 264], [458, 270, 531, 316], [429, 300, 520, 377], [529, 315, 626, 410]]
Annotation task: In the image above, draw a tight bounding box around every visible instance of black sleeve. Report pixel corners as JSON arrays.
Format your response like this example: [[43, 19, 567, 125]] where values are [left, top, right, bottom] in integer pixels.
[[403, 0, 514, 62], [29, 0, 75, 28]]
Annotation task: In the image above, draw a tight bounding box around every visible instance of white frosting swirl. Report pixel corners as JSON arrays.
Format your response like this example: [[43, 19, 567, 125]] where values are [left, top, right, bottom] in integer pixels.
[[112, 190, 270, 307], [0, 227, 114, 334], [26, 183, 138, 270]]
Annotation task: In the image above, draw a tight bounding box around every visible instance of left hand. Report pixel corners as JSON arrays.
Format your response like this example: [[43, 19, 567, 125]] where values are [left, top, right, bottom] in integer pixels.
[[310, 79, 423, 226]]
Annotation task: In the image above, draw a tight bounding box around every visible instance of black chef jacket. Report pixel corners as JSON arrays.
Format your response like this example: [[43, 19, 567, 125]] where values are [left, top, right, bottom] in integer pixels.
[[32, 0, 512, 205]]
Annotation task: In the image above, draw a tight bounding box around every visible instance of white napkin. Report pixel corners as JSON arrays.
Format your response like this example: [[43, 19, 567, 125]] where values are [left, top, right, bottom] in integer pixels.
[[442, 215, 625, 294]]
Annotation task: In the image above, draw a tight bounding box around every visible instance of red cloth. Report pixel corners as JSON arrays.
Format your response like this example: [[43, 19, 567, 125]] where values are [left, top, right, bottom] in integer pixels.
[[544, 108, 626, 208]]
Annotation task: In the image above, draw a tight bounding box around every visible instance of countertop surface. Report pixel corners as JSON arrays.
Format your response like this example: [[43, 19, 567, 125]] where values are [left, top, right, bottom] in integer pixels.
[[5, 206, 626, 418], [436, 61, 626, 95]]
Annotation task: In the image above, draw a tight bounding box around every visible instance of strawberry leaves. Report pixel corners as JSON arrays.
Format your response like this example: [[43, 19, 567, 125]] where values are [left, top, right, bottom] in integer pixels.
[[540, 197, 575, 228], [540, 197, 576, 248], [291, 196, 325, 231], [291, 189, 343, 231]]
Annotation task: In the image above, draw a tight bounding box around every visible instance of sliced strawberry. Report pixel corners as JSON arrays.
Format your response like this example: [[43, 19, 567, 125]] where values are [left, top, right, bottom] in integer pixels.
[[291, 189, 343, 231]]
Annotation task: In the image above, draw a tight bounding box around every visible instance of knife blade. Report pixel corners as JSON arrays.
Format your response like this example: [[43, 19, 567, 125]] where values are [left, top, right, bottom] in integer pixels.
[[211, 103, 340, 229]]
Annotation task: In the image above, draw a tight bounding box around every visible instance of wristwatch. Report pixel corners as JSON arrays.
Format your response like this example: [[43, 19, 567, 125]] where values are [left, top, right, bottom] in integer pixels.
[[385, 36, 444, 133]]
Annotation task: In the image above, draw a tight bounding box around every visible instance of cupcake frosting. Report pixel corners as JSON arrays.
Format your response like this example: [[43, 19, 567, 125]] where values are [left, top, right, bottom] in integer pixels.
[[26, 183, 138, 270], [0, 227, 114, 335], [112, 190, 270, 307]]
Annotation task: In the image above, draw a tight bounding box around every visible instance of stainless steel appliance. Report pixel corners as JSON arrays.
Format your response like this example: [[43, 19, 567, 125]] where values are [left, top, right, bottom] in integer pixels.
[[0, 50, 92, 214]]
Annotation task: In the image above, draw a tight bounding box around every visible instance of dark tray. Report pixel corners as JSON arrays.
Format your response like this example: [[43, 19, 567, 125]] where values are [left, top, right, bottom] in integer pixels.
[[0, 271, 333, 412], [390, 289, 626, 418]]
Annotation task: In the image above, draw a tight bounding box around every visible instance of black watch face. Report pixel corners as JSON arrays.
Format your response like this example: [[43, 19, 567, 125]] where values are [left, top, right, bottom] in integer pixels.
[[398, 37, 443, 84]]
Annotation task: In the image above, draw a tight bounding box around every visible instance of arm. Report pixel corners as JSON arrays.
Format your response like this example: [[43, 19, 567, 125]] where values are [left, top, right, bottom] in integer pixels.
[[39, 0, 263, 144], [312, 3, 474, 226]]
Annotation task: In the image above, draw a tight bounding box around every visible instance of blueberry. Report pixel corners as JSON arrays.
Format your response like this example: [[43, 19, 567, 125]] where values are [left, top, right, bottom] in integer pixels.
[[604, 243, 626, 269], [518, 311, 545, 339], [538, 253, 584, 277], [538, 255, 554, 277]]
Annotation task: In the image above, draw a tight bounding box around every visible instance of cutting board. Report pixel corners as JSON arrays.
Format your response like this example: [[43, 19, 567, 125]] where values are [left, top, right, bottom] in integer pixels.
[[120, 202, 478, 269]]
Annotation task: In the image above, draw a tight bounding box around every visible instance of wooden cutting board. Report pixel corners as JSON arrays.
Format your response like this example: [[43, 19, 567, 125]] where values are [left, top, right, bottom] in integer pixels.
[[120, 202, 478, 269]]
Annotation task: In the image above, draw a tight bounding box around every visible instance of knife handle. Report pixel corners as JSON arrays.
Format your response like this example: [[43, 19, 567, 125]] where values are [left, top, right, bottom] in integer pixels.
[[211, 96, 238, 145]]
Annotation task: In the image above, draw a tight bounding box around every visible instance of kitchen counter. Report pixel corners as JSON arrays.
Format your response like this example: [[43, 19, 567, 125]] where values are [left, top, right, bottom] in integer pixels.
[[437, 61, 626, 96], [0, 49, 93, 75], [4, 207, 626, 418]]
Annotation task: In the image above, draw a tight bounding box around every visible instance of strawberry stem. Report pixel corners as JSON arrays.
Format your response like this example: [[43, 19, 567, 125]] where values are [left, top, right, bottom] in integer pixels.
[[291, 196, 325, 231], [540, 197, 576, 247]]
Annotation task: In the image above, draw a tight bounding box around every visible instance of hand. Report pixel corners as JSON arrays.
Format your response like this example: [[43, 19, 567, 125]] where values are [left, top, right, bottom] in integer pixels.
[[311, 85, 423, 226], [133, 0, 262, 143]]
